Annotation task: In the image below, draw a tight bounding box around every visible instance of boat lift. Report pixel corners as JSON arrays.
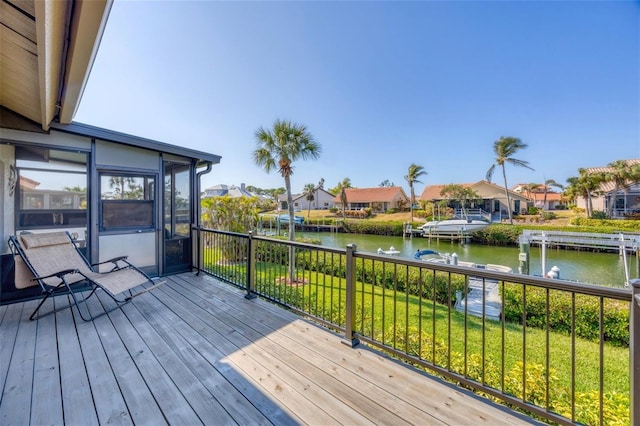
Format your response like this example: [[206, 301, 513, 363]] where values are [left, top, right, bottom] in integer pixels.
[[519, 230, 640, 287]]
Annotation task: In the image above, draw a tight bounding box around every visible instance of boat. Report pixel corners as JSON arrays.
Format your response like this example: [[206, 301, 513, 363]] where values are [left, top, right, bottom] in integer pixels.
[[377, 246, 401, 256], [419, 218, 490, 236], [276, 214, 305, 225], [414, 249, 512, 321]]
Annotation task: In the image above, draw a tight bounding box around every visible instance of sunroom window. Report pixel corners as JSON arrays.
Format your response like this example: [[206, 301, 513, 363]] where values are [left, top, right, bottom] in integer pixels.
[[16, 147, 87, 238], [100, 174, 155, 231]]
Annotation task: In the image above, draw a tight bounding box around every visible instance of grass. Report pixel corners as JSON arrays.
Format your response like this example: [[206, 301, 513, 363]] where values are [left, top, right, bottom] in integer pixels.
[[248, 263, 629, 397]]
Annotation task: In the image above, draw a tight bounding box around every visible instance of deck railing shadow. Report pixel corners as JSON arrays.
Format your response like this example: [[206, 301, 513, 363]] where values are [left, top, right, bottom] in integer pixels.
[[194, 227, 639, 426]]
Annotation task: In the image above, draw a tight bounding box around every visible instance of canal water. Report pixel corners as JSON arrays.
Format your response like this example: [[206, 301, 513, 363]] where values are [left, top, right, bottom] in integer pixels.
[[297, 232, 637, 288]]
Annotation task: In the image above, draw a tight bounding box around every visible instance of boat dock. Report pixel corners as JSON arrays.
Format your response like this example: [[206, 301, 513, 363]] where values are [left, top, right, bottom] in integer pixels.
[[403, 223, 474, 242]]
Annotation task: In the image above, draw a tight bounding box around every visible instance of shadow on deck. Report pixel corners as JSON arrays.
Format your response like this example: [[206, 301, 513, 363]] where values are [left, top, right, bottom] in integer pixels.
[[0, 273, 537, 425]]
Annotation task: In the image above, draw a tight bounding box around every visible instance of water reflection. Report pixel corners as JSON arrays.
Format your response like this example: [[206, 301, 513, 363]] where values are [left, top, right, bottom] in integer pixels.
[[298, 232, 636, 288]]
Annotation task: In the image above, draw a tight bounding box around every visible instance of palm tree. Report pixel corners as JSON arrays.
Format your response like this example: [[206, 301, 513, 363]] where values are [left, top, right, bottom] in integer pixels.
[[404, 164, 427, 223], [486, 136, 534, 224], [542, 178, 563, 210], [522, 183, 540, 201], [602, 160, 637, 218], [330, 177, 352, 196], [316, 178, 325, 211], [439, 184, 479, 219], [340, 187, 348, 219], [252, 119, 321, 241], [331, 178, 352, 219], [303, 183, 316, 220], [565, 169, 603, 218]]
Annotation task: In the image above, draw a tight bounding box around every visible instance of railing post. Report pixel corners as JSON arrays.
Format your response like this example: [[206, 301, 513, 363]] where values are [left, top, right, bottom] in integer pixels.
[[631, 279, 640, 426], [342, 244, 360, 347], [245, 231, 257, 300], [194, 226, 201, 276]]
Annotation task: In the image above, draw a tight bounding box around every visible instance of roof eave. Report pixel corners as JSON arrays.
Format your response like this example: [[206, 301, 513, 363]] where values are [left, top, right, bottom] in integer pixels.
[[56, 0, 113, 126]]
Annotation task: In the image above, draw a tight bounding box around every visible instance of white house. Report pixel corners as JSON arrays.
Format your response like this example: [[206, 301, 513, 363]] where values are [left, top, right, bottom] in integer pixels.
[[278, 188, 336, 211]]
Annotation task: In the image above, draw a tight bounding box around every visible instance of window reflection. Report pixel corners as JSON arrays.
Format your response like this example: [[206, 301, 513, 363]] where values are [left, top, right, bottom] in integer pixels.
[[16, 147, 87, 237]]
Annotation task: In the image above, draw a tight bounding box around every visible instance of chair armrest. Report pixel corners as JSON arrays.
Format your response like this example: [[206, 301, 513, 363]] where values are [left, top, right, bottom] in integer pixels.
[[31, 268, 80, 281], [92, 255, 129, 267]]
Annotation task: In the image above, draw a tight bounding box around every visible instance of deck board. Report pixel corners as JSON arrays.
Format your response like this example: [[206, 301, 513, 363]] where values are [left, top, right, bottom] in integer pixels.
[[85, 294, 167, 426], [30, 298, 63, 426], [56, 295, 100, 426], [0, 272, 538, 425], [0, 301, 37, 425]]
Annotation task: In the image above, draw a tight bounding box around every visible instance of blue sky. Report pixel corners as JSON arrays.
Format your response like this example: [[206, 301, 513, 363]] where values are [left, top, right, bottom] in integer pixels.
[[74, 1, 639, 195]]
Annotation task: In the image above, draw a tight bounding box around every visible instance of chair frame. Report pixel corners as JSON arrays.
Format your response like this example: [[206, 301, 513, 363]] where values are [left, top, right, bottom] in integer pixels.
[[8, 232, 162, 321]]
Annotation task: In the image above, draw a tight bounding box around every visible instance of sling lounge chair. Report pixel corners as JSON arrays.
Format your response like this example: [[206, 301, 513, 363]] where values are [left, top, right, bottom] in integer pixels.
[[8, 231, 165, 321]]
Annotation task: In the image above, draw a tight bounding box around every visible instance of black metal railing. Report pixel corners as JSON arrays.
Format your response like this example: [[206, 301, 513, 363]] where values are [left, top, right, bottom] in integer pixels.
[[195, 227, 637, 425]]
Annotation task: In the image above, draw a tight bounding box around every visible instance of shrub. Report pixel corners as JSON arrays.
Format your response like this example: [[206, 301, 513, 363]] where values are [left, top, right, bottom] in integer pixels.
[[591, 210, 607, 219], [502, 284, 630, 346], [570, 217, 640, 231], [341, 220, 406, 236], [383, 325, 629, 425]]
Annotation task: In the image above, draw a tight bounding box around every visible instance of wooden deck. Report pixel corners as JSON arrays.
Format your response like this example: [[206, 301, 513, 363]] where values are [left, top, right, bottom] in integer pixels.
[[0, 272, 537, 425]]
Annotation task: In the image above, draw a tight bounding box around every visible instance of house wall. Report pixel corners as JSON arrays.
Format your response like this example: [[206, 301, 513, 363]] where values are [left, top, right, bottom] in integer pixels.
[[0, 145, 15, 253], [293, 191, 335, 211]]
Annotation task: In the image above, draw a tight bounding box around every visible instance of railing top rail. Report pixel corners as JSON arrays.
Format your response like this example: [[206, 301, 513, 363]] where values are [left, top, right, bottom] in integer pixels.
[[355, 250, 632, 302], [193, 226, 250, 239], [252, 234, 347, 255]]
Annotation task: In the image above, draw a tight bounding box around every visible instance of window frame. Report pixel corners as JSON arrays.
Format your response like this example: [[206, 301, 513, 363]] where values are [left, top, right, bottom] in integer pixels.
[[99, 172, 156, 232]]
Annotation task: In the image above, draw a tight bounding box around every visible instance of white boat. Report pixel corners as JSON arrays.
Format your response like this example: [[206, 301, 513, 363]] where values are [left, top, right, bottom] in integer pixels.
[[414, 250, 512, 321], [419, 218, 490, 236], [377, 246, 401, 256]]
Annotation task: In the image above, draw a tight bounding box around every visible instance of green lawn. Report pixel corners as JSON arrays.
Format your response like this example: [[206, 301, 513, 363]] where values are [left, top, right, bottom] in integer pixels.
[[250, 264, 629, 395]]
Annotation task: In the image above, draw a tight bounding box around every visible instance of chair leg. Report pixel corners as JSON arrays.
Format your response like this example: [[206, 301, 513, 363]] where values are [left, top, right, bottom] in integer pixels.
[[30, 283, 98, 321], [29, 290, 54, 321]]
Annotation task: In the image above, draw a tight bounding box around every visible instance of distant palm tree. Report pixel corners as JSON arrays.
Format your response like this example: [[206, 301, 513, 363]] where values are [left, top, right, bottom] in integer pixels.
[[565, 169, 603, 218], [252, 119, 321, 241], [602, 160, 638, 217], [522, 183, 540, 201], [331, 178, 352, 218], [303, 183, 316, 220], [542, 178, 563, 210], [316, 178, 325, 211], [404, 164, 427, 223], [486, 137, 534, 224], [340, 187, 348, 219], [330, 177, 352, 196]]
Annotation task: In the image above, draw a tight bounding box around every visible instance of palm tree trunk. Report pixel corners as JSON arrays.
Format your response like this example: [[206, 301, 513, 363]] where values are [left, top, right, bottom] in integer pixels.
[[284, 175, 296, 282], [608, 186, 618, 218], [410, 185, 415, 223], [502, 165, 513, 224]]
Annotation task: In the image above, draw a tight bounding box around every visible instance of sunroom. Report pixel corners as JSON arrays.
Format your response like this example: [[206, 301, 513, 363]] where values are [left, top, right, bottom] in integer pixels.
[[0, 113, 220, 303], [0, 0, 220, 303]]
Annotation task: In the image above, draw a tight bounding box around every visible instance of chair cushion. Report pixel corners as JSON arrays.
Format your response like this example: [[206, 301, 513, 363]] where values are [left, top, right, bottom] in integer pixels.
[[19, 232, 70, 249]]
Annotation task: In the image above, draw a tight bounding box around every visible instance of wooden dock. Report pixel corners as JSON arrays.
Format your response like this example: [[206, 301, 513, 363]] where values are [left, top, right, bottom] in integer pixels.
[[1, 273, 537, 425]]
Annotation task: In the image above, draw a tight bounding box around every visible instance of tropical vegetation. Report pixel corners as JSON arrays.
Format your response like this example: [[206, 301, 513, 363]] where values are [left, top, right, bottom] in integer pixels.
[[485, 136, 534, 225], [404, 163, 427, 223], [252, 119, 321, 241]]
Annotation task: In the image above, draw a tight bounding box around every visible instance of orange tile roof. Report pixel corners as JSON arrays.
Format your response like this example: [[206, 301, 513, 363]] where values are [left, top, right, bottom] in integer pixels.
[[332, 186, 408, 203], [529, 192, 563, 202], [419, 183, 475, 200], [584, 159, 640, 192], [419, 180, 526, 200]]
